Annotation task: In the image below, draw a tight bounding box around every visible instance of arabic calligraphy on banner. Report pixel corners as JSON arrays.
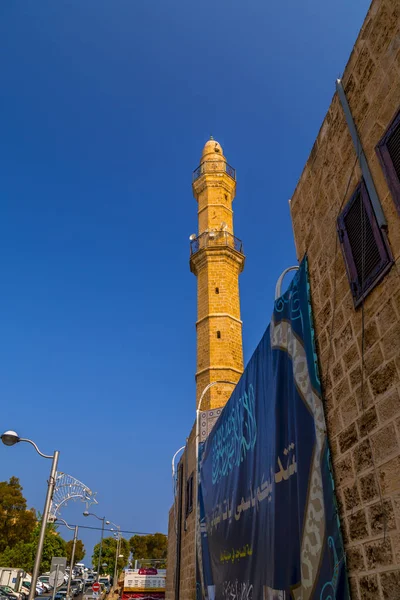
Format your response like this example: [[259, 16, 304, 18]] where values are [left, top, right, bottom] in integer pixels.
[[207, 444, 297, 535], [197, 258, 349, 600], [219, 544, 253, 564], [211, 384, 257, 485]]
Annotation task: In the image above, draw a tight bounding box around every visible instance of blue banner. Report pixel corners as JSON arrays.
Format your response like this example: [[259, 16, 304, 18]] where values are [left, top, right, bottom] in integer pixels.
[[197, 258, 348, 600]]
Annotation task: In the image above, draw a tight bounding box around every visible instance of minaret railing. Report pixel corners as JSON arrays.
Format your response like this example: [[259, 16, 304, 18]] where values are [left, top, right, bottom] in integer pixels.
[[190, 231, 243, 255], [192, 161, 236, 182]]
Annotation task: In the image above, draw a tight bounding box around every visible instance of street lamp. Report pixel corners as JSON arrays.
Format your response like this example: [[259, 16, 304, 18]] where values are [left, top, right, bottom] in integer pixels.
[[194, 381, 236, 598], [83, 511, 110, 582], [109, 523, 121, 589], [1, 431, 59, 600], [171, 446, 185, 497], [54, 518, 78, 600]]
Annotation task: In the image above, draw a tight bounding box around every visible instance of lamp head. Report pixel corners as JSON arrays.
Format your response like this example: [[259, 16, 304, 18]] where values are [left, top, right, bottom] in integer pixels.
[[105, 520, 110, 525], [1, 430, 20, 447], [83, 511, 89, 517]]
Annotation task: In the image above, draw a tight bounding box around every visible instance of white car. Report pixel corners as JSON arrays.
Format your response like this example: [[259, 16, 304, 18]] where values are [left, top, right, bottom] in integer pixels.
[[37, 580, 51, 593]]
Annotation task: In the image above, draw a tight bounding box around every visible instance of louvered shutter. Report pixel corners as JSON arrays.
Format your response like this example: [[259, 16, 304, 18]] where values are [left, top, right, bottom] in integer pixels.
[[186, 474, 193, 516], [387, 121, 400, 178], [337, 181, 392, 306], [376, 108, 400, 215]]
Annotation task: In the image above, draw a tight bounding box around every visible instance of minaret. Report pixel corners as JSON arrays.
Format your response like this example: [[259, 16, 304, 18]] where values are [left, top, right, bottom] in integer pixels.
[[190, 138, 245, 410]]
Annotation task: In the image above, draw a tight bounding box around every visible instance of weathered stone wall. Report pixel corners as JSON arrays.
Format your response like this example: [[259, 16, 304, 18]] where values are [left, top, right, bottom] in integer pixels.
[[166, 427, 197, 600], [290, 1, 400, 597]]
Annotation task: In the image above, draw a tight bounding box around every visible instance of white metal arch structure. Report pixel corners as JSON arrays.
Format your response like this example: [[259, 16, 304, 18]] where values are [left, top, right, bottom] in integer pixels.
[[275, 266, 299, 300], [49, 472, 98, 521]]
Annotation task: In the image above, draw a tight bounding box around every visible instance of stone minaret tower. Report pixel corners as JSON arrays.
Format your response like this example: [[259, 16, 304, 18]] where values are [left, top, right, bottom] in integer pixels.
[[190, 138, 245, 410]]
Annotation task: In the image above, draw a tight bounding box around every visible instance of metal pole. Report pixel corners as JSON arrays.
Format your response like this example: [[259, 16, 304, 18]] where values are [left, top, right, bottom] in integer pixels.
[[113, 533, 119, 588], [29, 450, 59, 600], [97, 518, 105, 582], [275, 266, 299, 300], [66, 525, 78, 600], [51, 565, 60, 600], [336, 78, 387, 229]]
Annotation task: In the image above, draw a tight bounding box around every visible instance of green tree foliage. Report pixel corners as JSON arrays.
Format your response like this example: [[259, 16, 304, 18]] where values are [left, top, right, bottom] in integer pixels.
[[129, 534, 167, 566], [66, 539, 85, 566], [0, 523, 66, 572], [0, 541, 35, 571], [38, 524, 67, 572], [0, 477, 37, 553], [92, 537, 130, 578], [0, 477, 68, 572]]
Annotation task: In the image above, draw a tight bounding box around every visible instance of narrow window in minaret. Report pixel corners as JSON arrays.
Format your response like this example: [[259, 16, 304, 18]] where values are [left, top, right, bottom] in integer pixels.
[[215, 287, 219, 294], [216, 331, 221, 339]]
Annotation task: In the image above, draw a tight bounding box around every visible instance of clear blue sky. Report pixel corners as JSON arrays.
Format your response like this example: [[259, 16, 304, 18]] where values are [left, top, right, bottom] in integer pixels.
[[0, 0, 370, 562]]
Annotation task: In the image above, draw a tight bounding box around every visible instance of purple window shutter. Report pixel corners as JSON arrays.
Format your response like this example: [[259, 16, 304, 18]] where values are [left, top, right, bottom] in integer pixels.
[[376, 107, 400, 216], [337, 180, 393, 307]]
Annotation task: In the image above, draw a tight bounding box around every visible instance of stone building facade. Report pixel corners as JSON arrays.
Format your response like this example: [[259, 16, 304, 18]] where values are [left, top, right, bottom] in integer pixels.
[[289, 0, 400, 597], [166, 1, 400, 598]]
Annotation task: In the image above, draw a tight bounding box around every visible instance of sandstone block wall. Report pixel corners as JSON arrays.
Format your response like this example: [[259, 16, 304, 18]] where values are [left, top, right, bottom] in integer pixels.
[[166, 427, 197, 600], [290, 1, 400, 597]]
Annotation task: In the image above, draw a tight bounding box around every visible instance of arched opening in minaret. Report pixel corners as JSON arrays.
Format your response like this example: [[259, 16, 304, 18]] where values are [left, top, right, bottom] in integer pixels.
[[216, 331, 221, 339]]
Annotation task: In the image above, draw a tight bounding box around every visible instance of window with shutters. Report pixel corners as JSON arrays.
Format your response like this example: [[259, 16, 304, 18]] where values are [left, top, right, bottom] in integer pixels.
[[376, 107, 400, 215], [337, 180, 392, 307], [186, 473, 194, 516]]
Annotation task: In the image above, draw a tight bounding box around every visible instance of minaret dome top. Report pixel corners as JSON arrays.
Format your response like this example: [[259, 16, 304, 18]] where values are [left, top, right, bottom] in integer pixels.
[[201, 137, 225, 161]]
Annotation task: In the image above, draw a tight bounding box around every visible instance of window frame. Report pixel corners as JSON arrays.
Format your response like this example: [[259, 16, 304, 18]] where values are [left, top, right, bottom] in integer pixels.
[[376, 107, 400, 215], [337, 179, 393, 307]]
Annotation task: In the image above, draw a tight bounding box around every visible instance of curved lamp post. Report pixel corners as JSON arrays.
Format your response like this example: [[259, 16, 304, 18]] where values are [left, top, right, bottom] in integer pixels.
[[275, 266, 299, 299], [1, 431, 59, 600], [195, 381, 237, 598], [54, 518, 78, 600], [83, 511, 109, 582], [171, 446, 185, 496]]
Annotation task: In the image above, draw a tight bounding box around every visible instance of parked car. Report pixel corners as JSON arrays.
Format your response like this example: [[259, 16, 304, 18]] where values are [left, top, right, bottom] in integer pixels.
[[36, 580, 51, 593], [69, 585, 80, 598], [83, 592, 99, 600], [0, 587, 21, 600], [19, 582, 42, 596], [54, 587, 68, 600], [37, 578, 50, 590], [71, 580, 83, 593]]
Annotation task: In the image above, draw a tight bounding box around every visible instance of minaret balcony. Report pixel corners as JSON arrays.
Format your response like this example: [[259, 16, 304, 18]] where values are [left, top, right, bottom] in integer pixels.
[[190, 231, 243, 256], [192, 161, 236, 182]]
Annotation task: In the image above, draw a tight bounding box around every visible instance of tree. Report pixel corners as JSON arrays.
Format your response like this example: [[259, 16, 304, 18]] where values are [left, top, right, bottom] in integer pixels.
[[0, 476, 68, 572], [129, 534, 167, 567], [0, 477, 37, 553], [92, 537, 130, 578], [0, 523, 66, 573], [0, 540, 35, 571], [36, 522, 67, 572], [66, 539, 85, 566]]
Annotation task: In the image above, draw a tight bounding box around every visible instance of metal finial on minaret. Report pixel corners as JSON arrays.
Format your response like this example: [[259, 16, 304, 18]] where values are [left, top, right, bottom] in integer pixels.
[[209, 135, 213, 140]]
